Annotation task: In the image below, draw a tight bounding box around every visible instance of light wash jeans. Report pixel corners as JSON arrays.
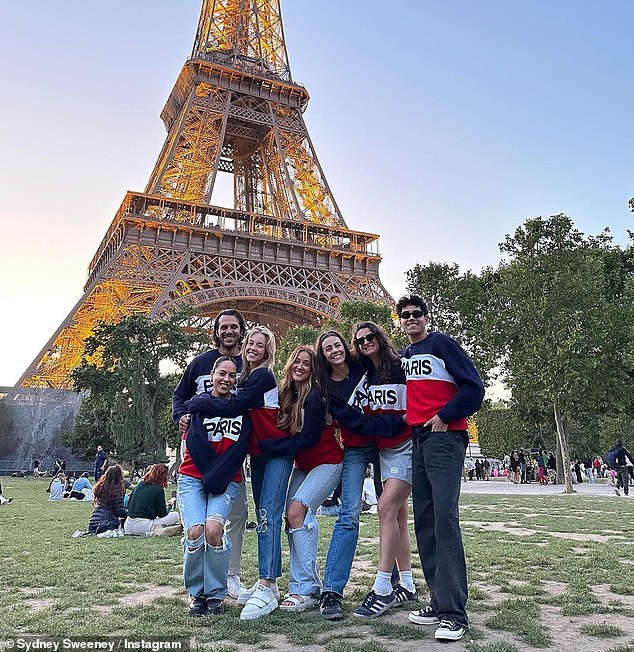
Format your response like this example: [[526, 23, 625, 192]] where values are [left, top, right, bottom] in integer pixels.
[[177, 474, 240, 600], [322, 445, 377, 596], [226, 474, 248, 576], [286, 462, 343, 596], [250, 455, 294, 580]]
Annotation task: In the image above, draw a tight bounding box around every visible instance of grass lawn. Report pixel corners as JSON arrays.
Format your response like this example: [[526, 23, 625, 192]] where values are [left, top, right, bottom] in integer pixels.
[[1, 476, 633, 651]]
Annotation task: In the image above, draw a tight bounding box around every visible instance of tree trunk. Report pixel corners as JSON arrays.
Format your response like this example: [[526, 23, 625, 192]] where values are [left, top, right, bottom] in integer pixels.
[[553, 401, 574, 494], [555, 439, 564, 485]]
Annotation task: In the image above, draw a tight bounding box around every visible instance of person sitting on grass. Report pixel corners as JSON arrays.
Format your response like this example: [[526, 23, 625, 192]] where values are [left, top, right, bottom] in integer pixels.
[[67, 472, 93, 500], [0, 481, 14, 505], [124, 464, 181, 537], [48, 473, 65, 501], [88, 465, 127, 535]]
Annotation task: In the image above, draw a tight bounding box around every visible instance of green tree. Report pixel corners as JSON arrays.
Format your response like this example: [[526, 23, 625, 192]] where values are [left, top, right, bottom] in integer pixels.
[[476, 402, 537, 459], [405, 262, 496, 382], [67, 311, 206, 464], [488, 215, 633, 493], [274, 325, 321, 378]]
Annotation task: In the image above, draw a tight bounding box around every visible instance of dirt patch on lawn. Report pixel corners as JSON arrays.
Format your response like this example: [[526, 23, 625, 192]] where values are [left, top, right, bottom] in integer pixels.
[[93, 584, 181, 614]]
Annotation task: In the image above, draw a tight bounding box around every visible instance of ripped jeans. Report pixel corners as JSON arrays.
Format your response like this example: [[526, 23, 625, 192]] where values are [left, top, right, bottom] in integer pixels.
[[286, 462, 343, 596], [250, 455, 294, 581], [177, 474, 240, 599]]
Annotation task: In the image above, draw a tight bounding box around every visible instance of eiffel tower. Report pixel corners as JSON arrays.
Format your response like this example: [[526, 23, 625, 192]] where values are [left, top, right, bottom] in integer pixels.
[[19, 0, 392, 389]]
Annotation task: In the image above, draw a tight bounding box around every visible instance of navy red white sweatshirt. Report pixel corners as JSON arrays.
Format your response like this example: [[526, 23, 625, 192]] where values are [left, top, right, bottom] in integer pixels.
[[400, 332, 484, 429], [258, 385, 331, 464], [172, 349, 243, 424], [357, 359, 411, 450], [179, 408, 252, 495], [327, 362, 405, 448], [186, 367, 283, 457]]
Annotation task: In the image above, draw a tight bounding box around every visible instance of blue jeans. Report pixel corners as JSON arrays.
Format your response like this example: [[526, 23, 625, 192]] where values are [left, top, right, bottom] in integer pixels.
[[322, 445, 377, 596], [177, 474, 240, 600], [250, 455, 294, 580], [286, 462, 343, 596], [411, 427, 469, 627]]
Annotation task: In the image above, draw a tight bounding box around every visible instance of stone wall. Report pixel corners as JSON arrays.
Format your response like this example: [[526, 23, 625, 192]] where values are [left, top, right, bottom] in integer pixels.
[[0, 386, 85, 472]]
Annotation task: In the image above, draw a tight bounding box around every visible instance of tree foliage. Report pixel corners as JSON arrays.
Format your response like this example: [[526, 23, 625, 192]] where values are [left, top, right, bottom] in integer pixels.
[[274, 325, 320, 378], [405, 262, 497, 382], [65, 311, 207, 464], [488, 215, 633, 491], [404, 214, 634, 481]]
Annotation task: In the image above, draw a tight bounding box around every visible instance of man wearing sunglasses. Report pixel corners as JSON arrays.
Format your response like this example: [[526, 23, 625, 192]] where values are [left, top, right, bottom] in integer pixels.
[[396, 295, 484, 642]]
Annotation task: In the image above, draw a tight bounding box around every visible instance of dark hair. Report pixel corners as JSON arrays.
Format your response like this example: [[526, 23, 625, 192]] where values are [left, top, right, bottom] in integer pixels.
[[395, 295, 429, 317], [352, 321, 401, 383], [212, 309, 247, 349], [314, 330, 355, 409], [93, 464, 125, 507], [213, 355, 238, 373]]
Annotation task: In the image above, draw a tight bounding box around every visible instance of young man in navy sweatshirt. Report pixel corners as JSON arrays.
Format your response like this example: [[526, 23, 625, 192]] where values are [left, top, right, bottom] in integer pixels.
[[397, 295, 484, 642]]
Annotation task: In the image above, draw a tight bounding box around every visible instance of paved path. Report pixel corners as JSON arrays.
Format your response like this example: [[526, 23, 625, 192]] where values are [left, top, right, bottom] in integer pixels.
[[459, 477, 628, 497]]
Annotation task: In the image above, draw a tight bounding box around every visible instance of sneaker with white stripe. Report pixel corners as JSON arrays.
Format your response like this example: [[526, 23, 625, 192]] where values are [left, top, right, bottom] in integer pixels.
[[352, 590, 396, 619], [434, 619, 467, 641]]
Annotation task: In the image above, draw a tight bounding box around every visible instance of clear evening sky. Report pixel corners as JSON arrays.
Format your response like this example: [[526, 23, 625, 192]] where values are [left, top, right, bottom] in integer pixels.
[[0, 1, 632, 386]]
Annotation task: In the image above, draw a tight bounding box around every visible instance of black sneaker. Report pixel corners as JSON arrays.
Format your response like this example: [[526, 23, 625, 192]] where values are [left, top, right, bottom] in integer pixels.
[[434, 619, 467, 641], [409, 604, 440, 625], [392, 584, 418, 605], [320, 591, 344, 621], [188, 596, 207, 617], [352, 590, 396, 619], [205, 598, 224, 615]]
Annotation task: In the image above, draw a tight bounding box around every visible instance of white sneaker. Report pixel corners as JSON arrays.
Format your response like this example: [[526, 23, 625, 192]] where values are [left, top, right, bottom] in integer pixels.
[[237, 581, 280, 605], [239, 583, 278, 620], [227, 575, 247, 600]]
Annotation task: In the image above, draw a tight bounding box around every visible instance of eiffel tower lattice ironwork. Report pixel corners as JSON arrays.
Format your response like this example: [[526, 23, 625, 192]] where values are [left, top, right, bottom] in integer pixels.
[[19, 0, 393, 389]]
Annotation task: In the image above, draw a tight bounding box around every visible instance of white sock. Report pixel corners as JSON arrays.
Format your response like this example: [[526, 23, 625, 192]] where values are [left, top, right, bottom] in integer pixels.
[[399, 570, 415, 592], [372, 570, 393, 596]]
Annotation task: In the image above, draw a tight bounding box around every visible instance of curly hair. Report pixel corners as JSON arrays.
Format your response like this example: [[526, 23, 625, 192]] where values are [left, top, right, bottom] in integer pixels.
[[278, 345, 317, 434], [143, 464, 168, 488], [395, 295, 429, 316], [352, 321, 401, 382], [92, 464, 125, 506]]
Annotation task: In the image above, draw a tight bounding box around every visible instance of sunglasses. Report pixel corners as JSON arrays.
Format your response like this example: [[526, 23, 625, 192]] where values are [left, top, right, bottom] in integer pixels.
[[355, 332, 377, 346], [399, 310, 425, 319]]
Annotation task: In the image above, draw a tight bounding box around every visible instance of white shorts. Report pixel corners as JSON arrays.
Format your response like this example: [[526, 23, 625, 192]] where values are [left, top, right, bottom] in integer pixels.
[[379, 438, 413, 485]]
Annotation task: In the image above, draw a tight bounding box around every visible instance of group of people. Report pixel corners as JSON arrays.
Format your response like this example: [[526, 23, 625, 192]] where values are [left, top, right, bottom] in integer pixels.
[[47, 471, 93, 501], [171, 297, 484, 642], [84, 462, 182, 537]]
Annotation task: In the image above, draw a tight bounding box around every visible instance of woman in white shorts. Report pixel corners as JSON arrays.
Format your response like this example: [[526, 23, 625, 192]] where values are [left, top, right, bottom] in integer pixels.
[[351, 321, 414, 619]]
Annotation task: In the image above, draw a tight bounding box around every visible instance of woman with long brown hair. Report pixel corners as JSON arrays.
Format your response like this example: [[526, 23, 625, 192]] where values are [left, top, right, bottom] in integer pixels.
[[258, 345, 342, 612], [87, 464, 127, 535], [124, 464, 181, 537], [350, 321, 414, 618], [314, 330, 405, 621]]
